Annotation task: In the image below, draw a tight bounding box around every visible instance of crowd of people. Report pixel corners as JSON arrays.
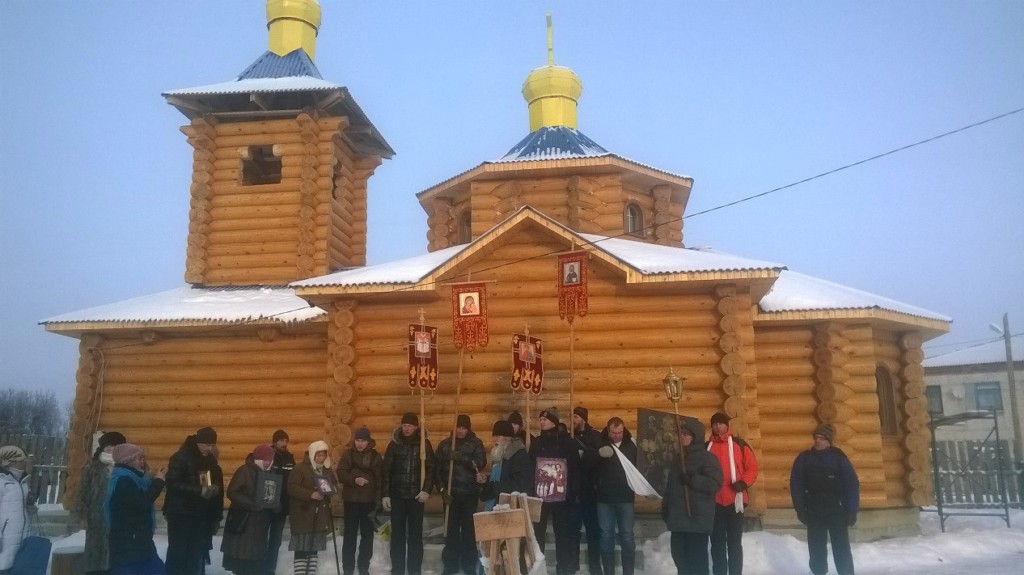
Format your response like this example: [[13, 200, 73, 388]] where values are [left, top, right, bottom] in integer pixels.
[[0, 409, 859, 575]]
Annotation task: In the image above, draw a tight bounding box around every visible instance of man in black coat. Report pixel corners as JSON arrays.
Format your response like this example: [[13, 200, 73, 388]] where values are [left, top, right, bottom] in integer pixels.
[[595, 417, 639, 575], [382, 412, 434, 575], [529, 408, 580, 575], [265, 429, 295, 575], [571, 406, 605, 575], [434, 414, 487, 575], [164, 426, 225, 575]]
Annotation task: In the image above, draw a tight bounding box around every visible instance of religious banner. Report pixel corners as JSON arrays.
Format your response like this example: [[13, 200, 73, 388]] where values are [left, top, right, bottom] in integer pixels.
[[407, 324, 438, 389], [557, 251, 588, 323], [452, 283, 489, 351], [511, 333, 544, 395]]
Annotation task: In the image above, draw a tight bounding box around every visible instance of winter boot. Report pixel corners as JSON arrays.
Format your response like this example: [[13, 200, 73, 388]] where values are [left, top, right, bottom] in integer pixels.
[[621, 549, 636, 575], [601, 553, 616, 575]]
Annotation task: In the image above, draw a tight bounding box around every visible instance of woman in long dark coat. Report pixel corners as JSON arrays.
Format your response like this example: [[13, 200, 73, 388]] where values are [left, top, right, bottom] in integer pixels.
[[74, 431, 126, 574], [288, 440, 337, 575], [222, 444, 280, 575]]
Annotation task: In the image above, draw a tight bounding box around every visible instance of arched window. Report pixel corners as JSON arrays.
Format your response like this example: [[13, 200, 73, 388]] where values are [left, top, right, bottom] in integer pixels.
[[457, 211, 472, 244], [876, 366, 898, 436], [623, 203, 644, 237]]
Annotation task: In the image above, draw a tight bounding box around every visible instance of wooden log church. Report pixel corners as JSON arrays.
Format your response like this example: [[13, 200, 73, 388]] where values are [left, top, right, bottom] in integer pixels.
[[44, 0, 950, 535]]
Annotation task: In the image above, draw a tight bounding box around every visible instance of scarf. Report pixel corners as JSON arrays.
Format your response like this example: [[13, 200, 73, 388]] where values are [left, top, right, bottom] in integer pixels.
[[103, 466, 155, 527], [708, 436, 744, 512], [611, 442, 660, 498]]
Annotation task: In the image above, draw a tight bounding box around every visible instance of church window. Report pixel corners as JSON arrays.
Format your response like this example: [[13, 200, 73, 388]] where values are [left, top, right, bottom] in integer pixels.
[[876, 365, 899, 436], [624, 203, 644, 237], [241, 145, 282, 185], [457, 210, 472, 244]]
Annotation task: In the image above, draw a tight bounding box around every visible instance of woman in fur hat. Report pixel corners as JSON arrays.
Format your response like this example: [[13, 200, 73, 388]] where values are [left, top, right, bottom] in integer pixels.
[[287, 441, 338, 575]]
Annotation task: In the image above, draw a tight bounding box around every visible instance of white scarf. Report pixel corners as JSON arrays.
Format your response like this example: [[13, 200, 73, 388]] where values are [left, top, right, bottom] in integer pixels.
[[611, 442, 660, 499], [708, 436, 744, 513]]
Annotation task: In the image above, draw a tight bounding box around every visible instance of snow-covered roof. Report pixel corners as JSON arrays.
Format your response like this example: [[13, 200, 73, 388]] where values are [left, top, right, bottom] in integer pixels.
[[924, 334, 1023, 368], [582, 238, 783, 274], [41, 286, 324, 327], [164, 76, 342, 96], [759, 270, 951, 322], [292, 245, 467, 288], [497, 126, 610, 162]]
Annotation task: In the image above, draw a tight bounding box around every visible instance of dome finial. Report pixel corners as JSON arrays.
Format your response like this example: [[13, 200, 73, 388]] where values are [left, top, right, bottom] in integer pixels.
[[521, 13, 583, 132], [266, 0, 322, 61]]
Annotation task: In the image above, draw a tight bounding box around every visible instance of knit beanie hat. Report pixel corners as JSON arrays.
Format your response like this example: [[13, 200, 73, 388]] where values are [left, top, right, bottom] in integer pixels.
[[492, 420, 515, 438], [401, 412, 419, 426], [112, 443, 144, 465], [253, 444, 274, 462], [0, 446, 27, 467], [573, 407, 589, 422], [456, 414, 472, 430], [711, 412, 731, 426], [99, 432, 127, 450], [272, 429, 289, 443], [507, 411, 524, 427], [813, 423, 835, 444], [354, 427, 371, 441], [539, 407, 560, 425], [196, 427, 218, 444]]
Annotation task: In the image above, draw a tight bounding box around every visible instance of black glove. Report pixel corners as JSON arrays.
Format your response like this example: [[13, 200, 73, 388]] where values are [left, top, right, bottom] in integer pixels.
[[731, 481, 747, 492], [848, 513, 857, 527], [797, 510, 808, 525], [678, 472, 691, 486]]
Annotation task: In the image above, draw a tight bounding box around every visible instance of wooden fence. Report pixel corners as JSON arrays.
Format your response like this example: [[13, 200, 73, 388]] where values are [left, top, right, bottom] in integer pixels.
[[932, 439, 1023, 506], [0, 433, 69, 505]]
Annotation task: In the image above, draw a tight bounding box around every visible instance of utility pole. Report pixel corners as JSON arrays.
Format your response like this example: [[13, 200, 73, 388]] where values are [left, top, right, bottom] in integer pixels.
[[999, 313, 1023, 468]]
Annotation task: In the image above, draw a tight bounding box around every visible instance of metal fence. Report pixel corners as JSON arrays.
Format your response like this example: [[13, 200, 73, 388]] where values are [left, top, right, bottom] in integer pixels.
[[932, 439, 1022, 506], [0, 433, 69, 505]]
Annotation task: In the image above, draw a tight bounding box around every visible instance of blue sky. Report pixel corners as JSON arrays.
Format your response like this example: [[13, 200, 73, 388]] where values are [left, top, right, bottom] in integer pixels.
[[2, 1, 1022, 401]]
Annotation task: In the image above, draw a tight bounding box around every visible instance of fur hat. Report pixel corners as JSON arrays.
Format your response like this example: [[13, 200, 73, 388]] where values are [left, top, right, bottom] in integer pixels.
[[710, 412, 731, 426], [99, 432, 127, 450], [539, 407, 560, 425], [354, 427, 371, 441], [492, 420, 515, 438], [0, 446, 27, 467], [272, 429, 289, 443], [401, 412, 419, 426], [573, 406, 589, 422], [111, 443, 144, 465], [307, 440, 332, 469], [195, 427, 217, 444], [507, 411, 524, 426], [456, 414, 472, 430], [253, 444, 274, 462], [814, 423, 835, 444]]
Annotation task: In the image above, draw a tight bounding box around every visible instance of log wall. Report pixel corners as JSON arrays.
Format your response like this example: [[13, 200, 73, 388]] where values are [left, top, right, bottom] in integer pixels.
[[334, 227, 752, 502], [184, 113, 379, 285], [64, 328, 330, 507]]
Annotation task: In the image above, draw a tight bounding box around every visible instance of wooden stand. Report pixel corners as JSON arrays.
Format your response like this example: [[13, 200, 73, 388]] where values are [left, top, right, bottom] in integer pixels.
[[50, 545, 85, 575], [473, 493, 543, 575]]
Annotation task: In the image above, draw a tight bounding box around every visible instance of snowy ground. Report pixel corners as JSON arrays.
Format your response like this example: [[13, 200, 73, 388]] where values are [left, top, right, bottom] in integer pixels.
[[48, 508, 1024, 574]]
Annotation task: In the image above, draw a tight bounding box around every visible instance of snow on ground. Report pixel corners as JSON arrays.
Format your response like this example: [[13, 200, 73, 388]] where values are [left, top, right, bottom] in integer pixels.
[[48, 508, 1024, 574]]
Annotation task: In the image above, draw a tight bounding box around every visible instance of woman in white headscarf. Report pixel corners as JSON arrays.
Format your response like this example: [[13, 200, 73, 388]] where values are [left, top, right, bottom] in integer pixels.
[[287, 441, 337, 575], [0, 445, 30, 571]]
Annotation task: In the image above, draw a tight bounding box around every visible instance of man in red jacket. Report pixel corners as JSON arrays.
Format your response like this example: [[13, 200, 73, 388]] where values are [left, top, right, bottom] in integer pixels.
[[706, 412, 759, 575]]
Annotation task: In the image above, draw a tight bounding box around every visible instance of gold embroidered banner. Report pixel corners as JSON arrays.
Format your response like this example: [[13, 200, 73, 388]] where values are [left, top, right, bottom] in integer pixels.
[[557, 251, 588, 323], [407, 324, 438, 389], [452, 283, 488, 351], [511, 333, 544, 395]]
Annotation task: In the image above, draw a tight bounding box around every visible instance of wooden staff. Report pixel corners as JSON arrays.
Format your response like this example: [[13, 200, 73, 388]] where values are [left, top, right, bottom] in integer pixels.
[[663, 368, 691, 516], [419, 389, 426, 493], [568, 322, 575, 421], [444, 346, 466, 535]]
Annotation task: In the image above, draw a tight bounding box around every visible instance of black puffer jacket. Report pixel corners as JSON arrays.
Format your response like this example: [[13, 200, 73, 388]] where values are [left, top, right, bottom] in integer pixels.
[[662, 418, 722, 534], [108, 465, 165, 568], [434, 431, 487, 496], [163, 435, 224, 522], [595, 426, 638, 504], [382, 427, 434, 499], [574, 423, 604, 500], [528, 426, 580, 501]]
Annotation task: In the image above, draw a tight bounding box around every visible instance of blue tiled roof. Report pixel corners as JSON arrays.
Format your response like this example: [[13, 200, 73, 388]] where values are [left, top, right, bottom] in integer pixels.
[[497, 126, 610, 162], [237, 49, 322, 80]]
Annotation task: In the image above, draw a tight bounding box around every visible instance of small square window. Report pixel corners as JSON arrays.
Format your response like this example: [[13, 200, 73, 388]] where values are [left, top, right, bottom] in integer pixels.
[[241, 145, 282, 186], [974, 382, 1003, 411]]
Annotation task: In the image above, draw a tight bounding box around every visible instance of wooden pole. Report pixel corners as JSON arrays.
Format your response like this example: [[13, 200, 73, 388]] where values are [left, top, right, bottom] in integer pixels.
[[663, 368, 691, 516], [444, 346, 466, 535], [419, 390, 426, 494], [568, 322, 575, 421]]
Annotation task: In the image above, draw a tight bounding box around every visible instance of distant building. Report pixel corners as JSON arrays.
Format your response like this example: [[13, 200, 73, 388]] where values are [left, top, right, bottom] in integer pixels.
[[924, 335, 1024, 450]]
